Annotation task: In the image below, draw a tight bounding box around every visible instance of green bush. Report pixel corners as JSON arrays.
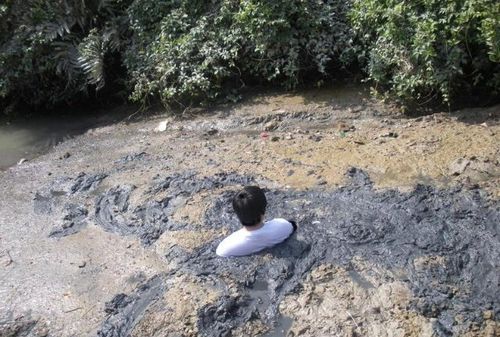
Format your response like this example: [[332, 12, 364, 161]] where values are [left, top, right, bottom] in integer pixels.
[[0, 0, 355, 112], [1, 0, 498, 113], [0, 0, 130, 111], [350, 0, 500, 105], [125, 0, 355, 106]]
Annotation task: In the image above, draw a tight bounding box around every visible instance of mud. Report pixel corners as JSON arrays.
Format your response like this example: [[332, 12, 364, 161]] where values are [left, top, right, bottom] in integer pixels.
[[92, 173, 254, 245], [98, 276, 165, 337], [92, 168, 498, 337], [49, 204, 89, 238], [0, 312, 49, 337], [34, 173, 107, 215], [1, 88, 498, 337]]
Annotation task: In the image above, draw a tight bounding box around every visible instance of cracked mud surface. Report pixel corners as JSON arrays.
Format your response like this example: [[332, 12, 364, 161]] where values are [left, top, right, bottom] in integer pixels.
[[0, 87, 499, 336]]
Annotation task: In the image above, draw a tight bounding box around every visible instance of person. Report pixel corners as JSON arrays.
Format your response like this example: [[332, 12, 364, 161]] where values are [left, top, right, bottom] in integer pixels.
[[216, 186, 297, 257]]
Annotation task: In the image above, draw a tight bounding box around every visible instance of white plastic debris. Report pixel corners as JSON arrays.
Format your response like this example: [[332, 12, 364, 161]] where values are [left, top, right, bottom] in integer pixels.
[[157, 120, 168, 132]]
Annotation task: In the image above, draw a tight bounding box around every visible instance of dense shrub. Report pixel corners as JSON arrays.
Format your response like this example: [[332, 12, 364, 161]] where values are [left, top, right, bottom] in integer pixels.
[[125, 0, 355, 106], [0, 0, 131, 111], [350, 0, 500, 105], [0, 0, 498, 113]]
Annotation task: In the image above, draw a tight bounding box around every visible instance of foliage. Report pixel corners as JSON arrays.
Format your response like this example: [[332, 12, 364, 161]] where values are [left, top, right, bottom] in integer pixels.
[[0, 0, 499, 113], [0, 0, 130, 110], [350, 0, 500, 105], [124, 0, 355, 106]]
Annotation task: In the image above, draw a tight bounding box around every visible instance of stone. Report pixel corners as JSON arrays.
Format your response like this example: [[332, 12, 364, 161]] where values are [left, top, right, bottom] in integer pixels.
[[483, 310, 494, 320], [264, 121, 279, 131], [449, 158, 471, 176], [379, 131, 398, 138], [0, 250, 13, 267], [206, 128, 218, 136]]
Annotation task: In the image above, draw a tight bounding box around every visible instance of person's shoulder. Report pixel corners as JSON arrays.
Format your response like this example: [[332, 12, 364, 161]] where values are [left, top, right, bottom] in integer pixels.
[[266, 218, 290, 225], [266, 218, 297, 233], [216, 230, 245, 257], [265, 218, 294, 231]]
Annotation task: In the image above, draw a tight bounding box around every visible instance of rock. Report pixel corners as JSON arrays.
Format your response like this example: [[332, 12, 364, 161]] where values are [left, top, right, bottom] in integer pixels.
[[0, 250, 13, 267], [62, 152, 71, 159], [449, 158, 470, 176], [287, 170, 295, 177], [116, 152, 148, 164], [343, 125, 356, 132], [70, 173, 108, 194], [306, 170, 316, 176], [0, 314, 48, 337], [206, 128, 218, 136], [483, 310, 494, 320], [271, 136, 280, 142], [104, 293, 134, 314], [380, 131, 398, 138], [264, 121, 279, 131], [309, 135, 322, 142]]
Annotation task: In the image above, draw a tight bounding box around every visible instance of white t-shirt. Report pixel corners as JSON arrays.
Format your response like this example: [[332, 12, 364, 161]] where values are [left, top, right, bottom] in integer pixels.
[[216, 218, 294, 257]]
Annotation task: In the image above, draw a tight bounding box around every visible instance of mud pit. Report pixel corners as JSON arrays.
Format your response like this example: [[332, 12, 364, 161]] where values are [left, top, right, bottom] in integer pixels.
[[91, 169, 499, 337], [0, 88, 499, 336]]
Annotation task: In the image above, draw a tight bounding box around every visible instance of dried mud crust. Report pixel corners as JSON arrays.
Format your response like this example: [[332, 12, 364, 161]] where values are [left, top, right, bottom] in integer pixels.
[[94, 169, 498, 337]]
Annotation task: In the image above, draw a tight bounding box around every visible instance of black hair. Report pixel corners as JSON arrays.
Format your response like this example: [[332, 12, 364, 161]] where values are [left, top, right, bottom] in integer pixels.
[[232, 186, 267, 227]]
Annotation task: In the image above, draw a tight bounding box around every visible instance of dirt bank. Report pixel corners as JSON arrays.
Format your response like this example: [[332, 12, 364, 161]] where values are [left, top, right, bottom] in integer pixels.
[[0, 87, 498, 336]]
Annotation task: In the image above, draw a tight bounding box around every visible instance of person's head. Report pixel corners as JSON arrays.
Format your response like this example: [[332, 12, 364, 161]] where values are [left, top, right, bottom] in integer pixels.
[[232, 186, 267, 227]]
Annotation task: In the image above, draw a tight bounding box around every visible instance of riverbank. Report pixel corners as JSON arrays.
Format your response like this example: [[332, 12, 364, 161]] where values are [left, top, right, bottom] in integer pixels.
[[0, 87, 498, 336]]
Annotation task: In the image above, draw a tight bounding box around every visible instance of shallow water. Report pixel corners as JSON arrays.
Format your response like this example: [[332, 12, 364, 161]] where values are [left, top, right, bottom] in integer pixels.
[[0, 113, 119, 170]]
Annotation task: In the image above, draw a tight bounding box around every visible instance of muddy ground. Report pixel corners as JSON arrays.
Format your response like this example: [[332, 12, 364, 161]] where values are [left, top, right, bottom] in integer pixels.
[[0, 87, 499, 337]]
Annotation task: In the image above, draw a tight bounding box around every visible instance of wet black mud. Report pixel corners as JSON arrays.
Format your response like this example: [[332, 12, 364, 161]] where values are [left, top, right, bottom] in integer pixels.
[[49, 204, 89, 238], [39, 172, 255, 245], [93, 173, 254, 245], [92, 168, 499, 337], [34, 173, 107, 215], [0, 312, 48, 337], [98, 276, 165, 337]]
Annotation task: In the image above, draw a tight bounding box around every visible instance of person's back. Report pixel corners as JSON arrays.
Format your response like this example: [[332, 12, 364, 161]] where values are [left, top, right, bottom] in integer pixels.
[[216, 186, 296, 257]]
